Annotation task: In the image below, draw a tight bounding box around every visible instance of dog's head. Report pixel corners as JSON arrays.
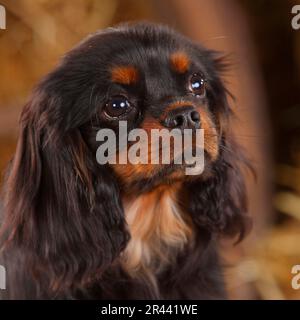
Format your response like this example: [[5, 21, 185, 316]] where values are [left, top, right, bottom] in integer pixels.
[[80, 24, 229, 192], [1, 23, 251, 295]]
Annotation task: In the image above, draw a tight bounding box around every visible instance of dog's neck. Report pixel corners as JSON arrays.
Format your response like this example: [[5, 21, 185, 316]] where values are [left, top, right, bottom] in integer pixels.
[[121, 184, 193, 280]]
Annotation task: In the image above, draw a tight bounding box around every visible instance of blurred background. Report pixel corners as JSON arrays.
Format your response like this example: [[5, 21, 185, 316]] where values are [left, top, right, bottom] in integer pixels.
[[0, 0, 299, 299]]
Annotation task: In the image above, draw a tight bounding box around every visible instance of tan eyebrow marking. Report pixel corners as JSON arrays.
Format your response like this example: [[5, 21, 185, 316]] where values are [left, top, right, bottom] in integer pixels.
[[170, 51, 190, 74], [111, 66, 139, 85]]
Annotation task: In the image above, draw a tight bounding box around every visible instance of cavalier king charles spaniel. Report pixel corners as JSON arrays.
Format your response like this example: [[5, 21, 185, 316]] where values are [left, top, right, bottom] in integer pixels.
[[0, 23, 251, 299]]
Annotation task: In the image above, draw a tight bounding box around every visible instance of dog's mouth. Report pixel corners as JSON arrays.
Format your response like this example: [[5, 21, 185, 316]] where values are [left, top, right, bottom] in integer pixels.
[[96, 121, 219, 189], [112, 145, 216, 193]]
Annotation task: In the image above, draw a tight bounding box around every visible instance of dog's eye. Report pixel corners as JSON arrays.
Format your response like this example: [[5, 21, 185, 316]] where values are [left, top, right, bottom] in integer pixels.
[[189, 74, 206, 97], [104, 95, 132, 118]]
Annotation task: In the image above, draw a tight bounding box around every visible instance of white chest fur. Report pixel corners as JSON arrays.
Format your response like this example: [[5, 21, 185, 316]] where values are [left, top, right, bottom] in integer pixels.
[[122, 186, 193, 278]]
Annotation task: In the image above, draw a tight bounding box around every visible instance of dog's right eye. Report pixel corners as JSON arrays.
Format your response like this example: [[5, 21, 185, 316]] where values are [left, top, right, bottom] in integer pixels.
[[104, 95, 132, 118], [189, 73, 206, 97]]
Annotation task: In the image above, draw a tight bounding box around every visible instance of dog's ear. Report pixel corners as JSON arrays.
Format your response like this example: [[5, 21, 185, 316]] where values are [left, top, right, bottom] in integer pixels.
[[185, 138, 252, 242], [185, 50, 252, 241], [0, 70, 129, 294]]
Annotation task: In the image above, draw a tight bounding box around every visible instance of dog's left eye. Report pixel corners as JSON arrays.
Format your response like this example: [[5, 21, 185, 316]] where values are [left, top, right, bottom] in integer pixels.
[[104, 95, 132, 118], [189, 74, 206, 97]]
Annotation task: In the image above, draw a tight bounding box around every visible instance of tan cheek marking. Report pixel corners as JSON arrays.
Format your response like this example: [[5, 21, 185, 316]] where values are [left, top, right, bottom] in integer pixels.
[[112, 116, 167, 181], [170, 51, 190, 74], [111, 66, 139, 85], [199, 109, 219, 160], [141, 117, 165, 132], [140, 117, 179, 173]]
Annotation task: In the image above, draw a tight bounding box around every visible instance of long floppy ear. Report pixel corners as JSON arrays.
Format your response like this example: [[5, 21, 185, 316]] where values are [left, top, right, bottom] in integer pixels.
[[185, 50, 252, 241], [185, 138, 252, 241], [0, 76, 129, 294]]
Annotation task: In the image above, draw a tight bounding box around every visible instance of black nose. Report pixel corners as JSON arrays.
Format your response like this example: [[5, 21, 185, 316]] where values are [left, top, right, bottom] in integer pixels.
[[163, 106, 200, 129]]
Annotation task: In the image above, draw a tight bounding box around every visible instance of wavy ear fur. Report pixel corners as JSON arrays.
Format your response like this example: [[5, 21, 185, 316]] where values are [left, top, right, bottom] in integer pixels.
[[0, 71, 129, 296], [185, 50, 252, 241], [185, 138, 252, 241]]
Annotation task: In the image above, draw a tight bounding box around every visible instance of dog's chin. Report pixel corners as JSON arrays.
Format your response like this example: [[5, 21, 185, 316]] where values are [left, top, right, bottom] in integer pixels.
[[113, 147, 217, 194], [158, 161, 213, 183], [122, 160, 214, 194]]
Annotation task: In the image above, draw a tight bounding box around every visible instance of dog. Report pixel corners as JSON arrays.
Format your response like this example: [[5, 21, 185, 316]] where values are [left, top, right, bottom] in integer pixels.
[[0, 22, 251, 299]]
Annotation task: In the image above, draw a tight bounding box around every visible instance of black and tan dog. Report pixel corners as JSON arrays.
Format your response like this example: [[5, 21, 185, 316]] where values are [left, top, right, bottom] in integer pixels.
[[0, 22, 251, 299]]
